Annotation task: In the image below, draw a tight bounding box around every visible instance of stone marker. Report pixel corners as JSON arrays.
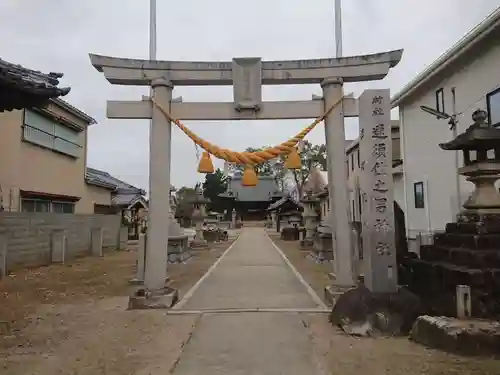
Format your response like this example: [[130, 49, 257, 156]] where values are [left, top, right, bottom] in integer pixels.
[[129, 233, 146, 285], [0, 235, 7, 279], [359, 89, 398, 293], [91, 227, 103, 257], [51, 230, 66, 263], [118, 227, 128, 250]]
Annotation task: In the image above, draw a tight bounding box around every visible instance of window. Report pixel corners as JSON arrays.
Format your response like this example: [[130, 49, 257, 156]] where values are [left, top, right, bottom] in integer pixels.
[[346, 160, 349, 177], [21, 198, 75, 213], [351, 153, 354, 171], [435, 88, 445, 114], [23, 110, 82, 158], [487, 87, 500, 127], [52, 201, 75, 213], [357, 149, 360, 168], [352, 200, 355, 221], [414, 181, 425, 209]]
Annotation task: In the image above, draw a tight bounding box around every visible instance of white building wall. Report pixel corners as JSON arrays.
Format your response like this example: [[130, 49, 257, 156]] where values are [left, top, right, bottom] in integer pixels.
[[393, 174, 404, 209], [400, 42, 500, 237]]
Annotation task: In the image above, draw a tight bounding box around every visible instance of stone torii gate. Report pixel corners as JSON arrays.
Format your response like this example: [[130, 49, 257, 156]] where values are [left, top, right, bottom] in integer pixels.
[[89, 49, 402, 295]]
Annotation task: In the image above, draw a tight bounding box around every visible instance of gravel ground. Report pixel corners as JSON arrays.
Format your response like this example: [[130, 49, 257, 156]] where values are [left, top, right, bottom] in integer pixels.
[[269, 235, 500, 375], [0, 240, 234, 375]]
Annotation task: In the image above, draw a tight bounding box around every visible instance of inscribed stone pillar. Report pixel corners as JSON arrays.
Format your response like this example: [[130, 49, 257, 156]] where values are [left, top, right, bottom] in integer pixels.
[[359, 89, 398, 293], [321, 78, 354, 287], [145, 79, 173, 290]]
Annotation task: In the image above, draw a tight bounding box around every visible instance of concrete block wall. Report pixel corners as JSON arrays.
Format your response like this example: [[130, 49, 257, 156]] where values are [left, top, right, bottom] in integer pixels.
[[0, 212, 123, 270]]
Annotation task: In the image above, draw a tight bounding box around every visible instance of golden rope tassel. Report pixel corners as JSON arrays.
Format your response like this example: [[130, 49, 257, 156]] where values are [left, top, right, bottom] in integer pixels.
[[284, 147, 301, 170], [242, 165, 258, 187], [198, 151, 215, 173]]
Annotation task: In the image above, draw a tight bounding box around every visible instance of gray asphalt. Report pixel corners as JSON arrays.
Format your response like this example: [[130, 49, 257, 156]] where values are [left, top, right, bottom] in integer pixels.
[[171, 227, 326, 375]]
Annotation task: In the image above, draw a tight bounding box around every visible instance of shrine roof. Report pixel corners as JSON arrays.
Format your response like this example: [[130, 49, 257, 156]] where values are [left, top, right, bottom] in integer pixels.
[[220, 174, 282, 202], [0, 57, 71, 112]]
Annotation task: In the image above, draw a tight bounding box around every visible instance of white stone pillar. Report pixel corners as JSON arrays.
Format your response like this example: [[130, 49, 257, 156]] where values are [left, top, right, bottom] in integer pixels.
[[321, 77, 354, 287], [145, 78, 173, 290], [359, 89, 398, 293]]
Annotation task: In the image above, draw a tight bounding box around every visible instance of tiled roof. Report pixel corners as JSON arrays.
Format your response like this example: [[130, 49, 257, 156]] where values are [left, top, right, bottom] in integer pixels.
[[86, 167, 147, 207], [221, 174, 282, 202], [0, 58, 70, 112]]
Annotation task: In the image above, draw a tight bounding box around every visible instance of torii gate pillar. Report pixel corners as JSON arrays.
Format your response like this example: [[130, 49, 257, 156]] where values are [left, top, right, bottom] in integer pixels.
[[322, 78, 355, 287], [144, 78, 173, 290]]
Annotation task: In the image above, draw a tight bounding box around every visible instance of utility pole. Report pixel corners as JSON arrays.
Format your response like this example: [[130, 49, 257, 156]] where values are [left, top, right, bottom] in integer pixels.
[[451, 87, 461, 217], [334, 0, 343, 57]]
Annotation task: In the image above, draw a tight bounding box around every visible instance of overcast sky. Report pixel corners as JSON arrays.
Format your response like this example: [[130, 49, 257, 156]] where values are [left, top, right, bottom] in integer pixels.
[[1, 0, 498, 191]]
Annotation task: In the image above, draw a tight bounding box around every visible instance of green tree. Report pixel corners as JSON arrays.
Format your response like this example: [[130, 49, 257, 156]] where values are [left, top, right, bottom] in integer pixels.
[[227, 142, 326, 196], [202, 168, 228, 213], [289, 141, 327, 198]]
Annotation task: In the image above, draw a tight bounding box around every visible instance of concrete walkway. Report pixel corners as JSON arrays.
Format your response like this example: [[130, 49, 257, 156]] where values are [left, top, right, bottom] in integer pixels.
[[170, 227, 328, 374]]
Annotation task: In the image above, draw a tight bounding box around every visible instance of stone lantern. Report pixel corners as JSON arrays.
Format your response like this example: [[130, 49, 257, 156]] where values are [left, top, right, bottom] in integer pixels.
[[440, 109, 500, 216], [404, 109, 500, 318], [300, 189, 319, 248], [231, 208, 237, 228], [190, 186, 209, 248]]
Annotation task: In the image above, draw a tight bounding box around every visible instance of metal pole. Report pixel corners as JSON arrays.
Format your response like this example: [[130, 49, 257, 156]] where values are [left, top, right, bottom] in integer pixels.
[[149, 0, 157, 61], [334, 0, 343, 57], [451, 87, 461, 217]]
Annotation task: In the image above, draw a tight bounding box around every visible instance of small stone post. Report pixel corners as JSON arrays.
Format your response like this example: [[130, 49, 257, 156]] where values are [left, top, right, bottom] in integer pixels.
[[118, 227, 128, 250], [91, 227, 103, 257], [456, 285, 472, 318], [359, 89, 398, 293], [130, 233, 147, 285], [51, 230, 67, 263], [0, 235, 7, 279]]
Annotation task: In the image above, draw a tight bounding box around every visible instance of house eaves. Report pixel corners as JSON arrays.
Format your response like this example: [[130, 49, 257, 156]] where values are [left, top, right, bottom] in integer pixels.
[[52, 98, 97, 125], [391, 6, 500, 108]]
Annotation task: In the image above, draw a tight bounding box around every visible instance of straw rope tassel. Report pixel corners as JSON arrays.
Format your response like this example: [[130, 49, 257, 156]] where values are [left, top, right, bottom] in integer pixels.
[[151, 96, 342, 165]]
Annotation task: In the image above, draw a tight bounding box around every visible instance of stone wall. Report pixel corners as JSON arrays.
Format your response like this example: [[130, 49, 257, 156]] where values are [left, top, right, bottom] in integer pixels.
[[0, 212, 125, 270]]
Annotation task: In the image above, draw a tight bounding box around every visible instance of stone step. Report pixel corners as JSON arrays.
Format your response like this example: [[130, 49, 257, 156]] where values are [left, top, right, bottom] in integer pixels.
[[407, 259, 500, 290], [434, 232, 500, 249], [410, 315, 500, 356], [420, 245, 500, 268], [445, 221, 500, 235]]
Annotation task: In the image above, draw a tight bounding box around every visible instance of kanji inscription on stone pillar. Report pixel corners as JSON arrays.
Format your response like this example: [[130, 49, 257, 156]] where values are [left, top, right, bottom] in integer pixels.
[[359, 89, 398, 293], [232, 57, 262, 112]]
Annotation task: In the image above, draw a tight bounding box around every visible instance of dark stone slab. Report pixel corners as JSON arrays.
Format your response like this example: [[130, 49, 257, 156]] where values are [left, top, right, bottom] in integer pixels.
[[281, 227, 299, 241]]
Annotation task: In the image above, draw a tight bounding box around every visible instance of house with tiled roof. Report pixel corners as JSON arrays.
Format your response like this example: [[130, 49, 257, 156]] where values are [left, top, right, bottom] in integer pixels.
[[0, 57, 70, 112], [84, 167, 147, 214]]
